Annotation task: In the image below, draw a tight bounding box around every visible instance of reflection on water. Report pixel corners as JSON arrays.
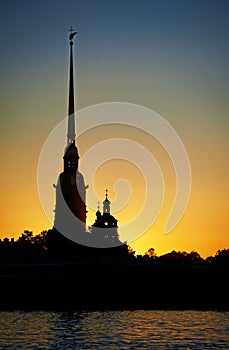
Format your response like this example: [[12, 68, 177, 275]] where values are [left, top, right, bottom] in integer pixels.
[[0, 311, 228, 349]]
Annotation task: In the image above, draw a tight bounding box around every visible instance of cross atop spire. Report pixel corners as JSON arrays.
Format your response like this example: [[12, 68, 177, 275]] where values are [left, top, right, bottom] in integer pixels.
[[69, 26, 77, 42]]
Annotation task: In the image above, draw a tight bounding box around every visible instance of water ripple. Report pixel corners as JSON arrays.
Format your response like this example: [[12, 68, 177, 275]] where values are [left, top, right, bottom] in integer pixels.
[[0, 311, 228, 349]]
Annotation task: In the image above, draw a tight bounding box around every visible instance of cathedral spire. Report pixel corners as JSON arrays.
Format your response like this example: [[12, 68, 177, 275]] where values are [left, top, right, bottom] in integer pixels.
[[67, 27, 77, 145]]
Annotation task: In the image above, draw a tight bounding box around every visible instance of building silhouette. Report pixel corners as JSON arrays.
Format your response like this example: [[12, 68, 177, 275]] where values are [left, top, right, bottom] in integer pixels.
[[50, 30, 127, 258], [91, 190, 120, 247], [53, 31, 87, 242]]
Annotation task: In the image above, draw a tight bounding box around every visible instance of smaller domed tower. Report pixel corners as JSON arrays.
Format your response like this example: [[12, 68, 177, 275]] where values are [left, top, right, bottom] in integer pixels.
[[103, 189, 111, 214], [91, 190, 121, 246]]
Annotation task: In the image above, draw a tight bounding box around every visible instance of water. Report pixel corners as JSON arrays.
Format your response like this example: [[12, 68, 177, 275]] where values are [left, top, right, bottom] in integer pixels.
[[0, 311, 228, 349]]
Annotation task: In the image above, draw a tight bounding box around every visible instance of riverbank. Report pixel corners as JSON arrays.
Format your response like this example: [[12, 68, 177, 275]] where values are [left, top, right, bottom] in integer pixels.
[[0, 261, 228, 311]]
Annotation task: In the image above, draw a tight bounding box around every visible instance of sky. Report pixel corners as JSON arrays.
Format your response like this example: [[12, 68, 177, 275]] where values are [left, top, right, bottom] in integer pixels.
[[0, 0, 228, 257]]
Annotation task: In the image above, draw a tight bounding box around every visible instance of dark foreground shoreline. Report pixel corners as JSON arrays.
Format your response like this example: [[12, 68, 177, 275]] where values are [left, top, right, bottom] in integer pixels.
[[0, 262, 228, 311]]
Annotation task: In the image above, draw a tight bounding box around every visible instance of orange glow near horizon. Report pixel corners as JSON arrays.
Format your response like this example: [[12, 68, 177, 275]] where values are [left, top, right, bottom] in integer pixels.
[[0, 121, 228, 259]]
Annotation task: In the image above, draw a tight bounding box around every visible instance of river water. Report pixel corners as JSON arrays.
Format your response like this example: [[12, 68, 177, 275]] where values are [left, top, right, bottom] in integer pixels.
[[0, 310, 228, 349]]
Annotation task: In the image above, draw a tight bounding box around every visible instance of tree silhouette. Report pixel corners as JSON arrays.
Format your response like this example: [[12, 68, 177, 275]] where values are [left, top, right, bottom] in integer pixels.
[[127, 245, 135, 257], [0, 228, 228, 267], [19, 230, 33, 243], [211, 249, 229, 266], [144, 247, 157, 258]]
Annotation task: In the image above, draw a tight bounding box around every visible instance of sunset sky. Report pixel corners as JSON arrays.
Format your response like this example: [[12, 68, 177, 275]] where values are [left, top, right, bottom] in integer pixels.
[[0, 0, 228, 257]]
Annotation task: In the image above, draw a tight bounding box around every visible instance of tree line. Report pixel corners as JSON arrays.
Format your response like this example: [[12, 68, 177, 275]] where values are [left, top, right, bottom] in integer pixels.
[[0, 229, 228, 265]]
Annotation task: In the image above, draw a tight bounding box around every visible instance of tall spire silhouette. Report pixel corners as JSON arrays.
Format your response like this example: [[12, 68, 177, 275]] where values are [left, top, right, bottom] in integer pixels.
[[67, 27, 77, 145], [52, 30, 128, 253], [53, 29, 87, 238]]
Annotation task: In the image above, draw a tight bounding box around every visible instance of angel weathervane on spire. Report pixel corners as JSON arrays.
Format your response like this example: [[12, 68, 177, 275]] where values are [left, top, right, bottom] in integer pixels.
[[69, 26, 77, 41]]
